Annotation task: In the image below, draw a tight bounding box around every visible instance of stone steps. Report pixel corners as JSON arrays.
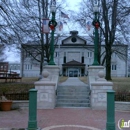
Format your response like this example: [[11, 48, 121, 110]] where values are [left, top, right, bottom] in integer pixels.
[[56, 85, 90, 108], [56, 102, 90, 107]]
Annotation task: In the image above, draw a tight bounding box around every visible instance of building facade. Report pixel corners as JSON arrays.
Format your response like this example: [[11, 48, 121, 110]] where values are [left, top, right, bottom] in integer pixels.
[[21, 31, 128, 77]]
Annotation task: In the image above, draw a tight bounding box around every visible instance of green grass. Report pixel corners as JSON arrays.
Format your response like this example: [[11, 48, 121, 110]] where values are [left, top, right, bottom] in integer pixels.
[[0, 76, 129, 95], [0, 83, 34, 95], [112, 77, 130, 92], [79, 76, 130, 92], [0, 76, 68, 95]]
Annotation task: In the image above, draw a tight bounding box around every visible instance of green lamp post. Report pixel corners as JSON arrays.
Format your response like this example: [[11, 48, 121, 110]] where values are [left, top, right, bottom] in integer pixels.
[[92, 4, 100, 65], [48, 0, 57, 65]]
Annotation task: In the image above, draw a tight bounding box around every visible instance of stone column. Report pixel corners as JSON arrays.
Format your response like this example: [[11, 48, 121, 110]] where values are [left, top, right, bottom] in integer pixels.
[[34, 70, 58, 109], [43, 65, 60, 90], [90, 70, 113, 110], [88, 66, 104, 86]]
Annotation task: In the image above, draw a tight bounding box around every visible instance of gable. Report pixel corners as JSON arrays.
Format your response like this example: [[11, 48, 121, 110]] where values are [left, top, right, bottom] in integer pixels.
[[62, 35, 86, 45], [62, 60, 85, 66]]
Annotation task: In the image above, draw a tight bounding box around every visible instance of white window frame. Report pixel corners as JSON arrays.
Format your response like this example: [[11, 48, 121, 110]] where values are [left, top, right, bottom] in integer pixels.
[[88, 51, 92, 58], [111, 64, 117, 70]]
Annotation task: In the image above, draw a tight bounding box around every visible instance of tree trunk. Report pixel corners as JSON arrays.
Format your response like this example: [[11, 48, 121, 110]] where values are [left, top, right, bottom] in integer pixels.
[[40, 55, 44, 75], [105, 45, 112, 80]]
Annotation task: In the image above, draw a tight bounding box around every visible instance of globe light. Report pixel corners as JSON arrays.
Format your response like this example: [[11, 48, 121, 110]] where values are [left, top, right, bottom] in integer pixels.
[[93, 4, 99, 13], [50, 5, 56, 13]]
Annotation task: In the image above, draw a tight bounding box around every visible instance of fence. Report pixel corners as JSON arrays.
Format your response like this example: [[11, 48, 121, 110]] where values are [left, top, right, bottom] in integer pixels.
[[4, 93, 29, 100], [2, 92, 130, 102], [115, 93, 130, 102]]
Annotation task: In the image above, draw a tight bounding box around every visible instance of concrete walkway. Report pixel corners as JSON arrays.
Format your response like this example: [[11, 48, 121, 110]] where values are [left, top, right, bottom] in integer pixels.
[[58, 77, 87, 86]]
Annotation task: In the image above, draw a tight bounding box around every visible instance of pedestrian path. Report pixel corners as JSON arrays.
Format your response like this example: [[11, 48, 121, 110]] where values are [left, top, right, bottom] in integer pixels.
[[58, 77, 87, 86], [0, 108, 129, 130]]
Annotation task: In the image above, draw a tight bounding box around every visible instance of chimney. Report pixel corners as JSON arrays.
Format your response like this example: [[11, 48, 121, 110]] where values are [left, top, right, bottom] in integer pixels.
[[70, 31, 78, 36]]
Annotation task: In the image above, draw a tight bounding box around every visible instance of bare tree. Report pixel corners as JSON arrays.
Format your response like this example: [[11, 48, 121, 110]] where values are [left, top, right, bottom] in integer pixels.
[[74, 0, 130, 80]]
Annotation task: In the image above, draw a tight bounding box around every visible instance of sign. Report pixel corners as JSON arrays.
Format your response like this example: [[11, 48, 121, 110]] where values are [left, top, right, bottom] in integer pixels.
[[42, 19, 50, 33], [118, 119, 130, 129]]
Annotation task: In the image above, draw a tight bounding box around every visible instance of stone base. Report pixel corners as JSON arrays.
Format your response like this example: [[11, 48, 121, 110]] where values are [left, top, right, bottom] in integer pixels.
[[91, 82, 113, 110], [35, 81, 56, 109], [89, 66, 113, 110], [34, 65, 60, 109]]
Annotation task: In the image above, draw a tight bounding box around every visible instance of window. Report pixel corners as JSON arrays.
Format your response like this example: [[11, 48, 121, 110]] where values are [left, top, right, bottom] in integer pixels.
[[63, 52, 66, 63], [88, 52, 92, 57], [81, 57, 84, 63], [63, 57, 66, 63], [55, 52, 58, 57], [111, 64, 116, 70], [25, 64, 32, 70]]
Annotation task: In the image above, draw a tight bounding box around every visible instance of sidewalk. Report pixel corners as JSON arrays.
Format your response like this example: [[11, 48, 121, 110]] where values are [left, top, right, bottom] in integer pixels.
[[0, 108, 130, 130], [58, 77, 87, 86]]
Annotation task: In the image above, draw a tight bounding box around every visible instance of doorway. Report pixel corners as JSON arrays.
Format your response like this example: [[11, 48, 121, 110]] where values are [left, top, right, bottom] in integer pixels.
[[69, 69, 79, 77]]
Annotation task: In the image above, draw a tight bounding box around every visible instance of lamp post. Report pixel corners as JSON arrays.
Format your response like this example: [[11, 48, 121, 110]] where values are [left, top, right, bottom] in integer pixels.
[[92, 4, 100, 65], [48, 0, 57, 65]]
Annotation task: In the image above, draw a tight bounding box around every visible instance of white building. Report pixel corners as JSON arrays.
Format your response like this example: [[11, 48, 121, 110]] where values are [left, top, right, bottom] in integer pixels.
[[21, 31, 128, 77], [8, 62, 20, 74]]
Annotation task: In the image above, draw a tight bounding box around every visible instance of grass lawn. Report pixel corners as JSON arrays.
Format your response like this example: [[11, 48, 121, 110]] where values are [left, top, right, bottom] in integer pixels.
[[112, 77, 130, 92], [0, 76, 129, 95], [79, 76, 130, 92], [0, 76, 68, 95]]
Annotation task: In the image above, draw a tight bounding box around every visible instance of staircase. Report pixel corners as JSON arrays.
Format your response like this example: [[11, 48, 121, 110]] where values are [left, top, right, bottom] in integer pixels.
[[56, 85, 90, 107]]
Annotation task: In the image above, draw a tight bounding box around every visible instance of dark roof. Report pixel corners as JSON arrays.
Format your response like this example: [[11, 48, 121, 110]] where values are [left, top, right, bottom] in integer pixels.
[[62, 60, 85, 67]]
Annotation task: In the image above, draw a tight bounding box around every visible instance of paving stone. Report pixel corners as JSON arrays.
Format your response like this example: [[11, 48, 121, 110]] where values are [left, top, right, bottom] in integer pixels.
[[0, 108, 130, 130]]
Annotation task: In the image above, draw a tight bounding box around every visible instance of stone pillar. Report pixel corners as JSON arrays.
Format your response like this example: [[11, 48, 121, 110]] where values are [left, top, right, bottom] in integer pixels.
[[90, 70, 113, 110], [43, 65, 60, 90], [34, 69, 58, 109], [88, 66, 104, 85]]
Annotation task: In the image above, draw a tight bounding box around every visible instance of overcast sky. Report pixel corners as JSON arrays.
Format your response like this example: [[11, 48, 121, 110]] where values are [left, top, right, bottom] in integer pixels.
[[5, 0, 83, 63]]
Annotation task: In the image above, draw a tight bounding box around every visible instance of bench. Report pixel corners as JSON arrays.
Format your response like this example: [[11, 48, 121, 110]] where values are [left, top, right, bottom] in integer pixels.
[[0, 62, 22, 82], [7, 71, 22, 82]]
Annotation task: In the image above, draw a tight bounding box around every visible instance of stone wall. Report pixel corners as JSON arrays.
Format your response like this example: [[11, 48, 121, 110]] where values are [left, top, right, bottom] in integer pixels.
[[115, 102, 130, 111], [11, 101, 130, 111], [12, 100, 29, 109]]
